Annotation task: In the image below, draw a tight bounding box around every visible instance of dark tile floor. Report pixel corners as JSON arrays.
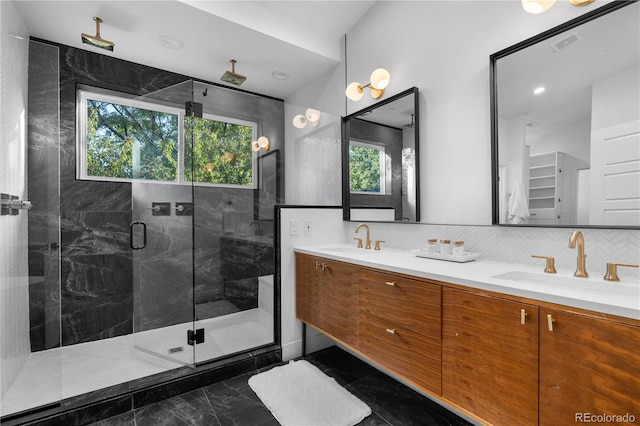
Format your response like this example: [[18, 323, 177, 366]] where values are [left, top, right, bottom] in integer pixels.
[[89, 346, 473, 426]]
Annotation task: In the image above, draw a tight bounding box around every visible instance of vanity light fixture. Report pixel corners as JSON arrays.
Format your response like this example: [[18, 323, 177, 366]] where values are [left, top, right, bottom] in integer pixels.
[[251, 136, 270, 152], [522, 0, 594, 14], [533, 86, 546, 94], [292, 108, 321, 129], [345, 68, 391, 101]]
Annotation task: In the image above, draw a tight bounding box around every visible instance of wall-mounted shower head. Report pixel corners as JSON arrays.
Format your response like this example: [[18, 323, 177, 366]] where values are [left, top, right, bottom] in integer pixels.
[[220, 59, 246, 86], [81, 17, 114, 52]]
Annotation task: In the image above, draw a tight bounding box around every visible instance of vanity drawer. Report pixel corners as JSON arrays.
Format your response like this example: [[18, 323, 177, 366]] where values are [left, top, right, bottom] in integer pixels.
[[360, 313, 441, 394], [360, 270, 441, 339]]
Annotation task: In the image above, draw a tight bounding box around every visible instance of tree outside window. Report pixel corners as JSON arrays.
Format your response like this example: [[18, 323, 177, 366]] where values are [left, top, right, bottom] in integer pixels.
[[80, 89, 256, 188]]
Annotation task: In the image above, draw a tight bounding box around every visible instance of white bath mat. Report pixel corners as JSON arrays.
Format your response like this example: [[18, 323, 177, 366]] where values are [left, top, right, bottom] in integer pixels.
[[248, 360, 372, 426]]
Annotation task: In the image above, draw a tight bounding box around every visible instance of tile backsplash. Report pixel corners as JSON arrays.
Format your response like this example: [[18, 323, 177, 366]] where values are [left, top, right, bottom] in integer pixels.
[[342, 222, 640, 279]]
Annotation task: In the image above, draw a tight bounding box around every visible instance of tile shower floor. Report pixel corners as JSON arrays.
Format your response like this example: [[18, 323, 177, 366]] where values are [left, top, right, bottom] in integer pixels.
[[90, 346, 474, 426], [1, 308, 273, 417]]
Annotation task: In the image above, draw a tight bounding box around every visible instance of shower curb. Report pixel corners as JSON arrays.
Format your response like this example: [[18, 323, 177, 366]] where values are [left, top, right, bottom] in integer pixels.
[[1, 346, 281, 426]]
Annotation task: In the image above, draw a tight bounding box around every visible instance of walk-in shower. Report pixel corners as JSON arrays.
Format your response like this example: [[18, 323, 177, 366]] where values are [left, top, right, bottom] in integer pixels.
[[1, 38, 282, 420]]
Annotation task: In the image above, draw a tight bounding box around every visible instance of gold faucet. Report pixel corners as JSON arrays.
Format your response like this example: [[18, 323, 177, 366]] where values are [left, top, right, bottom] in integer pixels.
[[569, 230, 588, 278], [531, 255, 557, 274], [604, 262, 639, 282], [355, 223, 371, 249]]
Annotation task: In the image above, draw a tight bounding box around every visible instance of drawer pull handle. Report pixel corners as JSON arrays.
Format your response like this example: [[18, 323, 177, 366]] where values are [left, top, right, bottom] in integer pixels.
[[520, 309, 527, 325], [385, 281, 395, 286], [547, 314, 555, 332], [385, 328, 396, 334], [315, 261, 327, 271]]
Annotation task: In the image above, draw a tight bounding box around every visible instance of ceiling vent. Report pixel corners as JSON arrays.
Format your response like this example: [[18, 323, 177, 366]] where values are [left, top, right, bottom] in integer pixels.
[[550, 32, 581, 53]]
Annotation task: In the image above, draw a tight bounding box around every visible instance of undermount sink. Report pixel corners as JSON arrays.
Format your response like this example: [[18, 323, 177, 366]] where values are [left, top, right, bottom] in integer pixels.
[[320, 246, 383, 256], [492, 270, 636, 289]]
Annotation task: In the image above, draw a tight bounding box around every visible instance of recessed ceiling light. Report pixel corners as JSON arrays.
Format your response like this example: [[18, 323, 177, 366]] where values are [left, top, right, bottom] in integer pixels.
[[158, 35, 184, 50], [533, 86, 545, 95], [272, 70, 290, 80]]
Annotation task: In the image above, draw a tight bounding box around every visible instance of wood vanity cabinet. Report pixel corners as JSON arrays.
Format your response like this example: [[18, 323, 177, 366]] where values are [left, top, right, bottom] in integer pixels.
[[442, 287, 539, 426], [295, 253, 639, 426], [295, 253, 359, 347], [359, 270, 442, 394], [539, 308, 640, 425]]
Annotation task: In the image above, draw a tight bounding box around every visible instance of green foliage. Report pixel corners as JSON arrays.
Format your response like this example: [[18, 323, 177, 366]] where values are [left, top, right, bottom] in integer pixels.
[[350, 144, 381, 193], [85, 98, 253, 187], [184, 117, 253, 186], [86, 100, 178, 181]]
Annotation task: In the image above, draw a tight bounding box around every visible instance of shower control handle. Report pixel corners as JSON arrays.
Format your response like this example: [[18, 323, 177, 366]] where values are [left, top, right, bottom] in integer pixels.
[[2, 199, 33, 210], [130, 221, 147, 250]]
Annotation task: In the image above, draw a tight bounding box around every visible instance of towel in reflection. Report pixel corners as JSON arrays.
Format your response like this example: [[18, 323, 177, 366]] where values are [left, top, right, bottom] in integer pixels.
[[508, 181, 530, 224]]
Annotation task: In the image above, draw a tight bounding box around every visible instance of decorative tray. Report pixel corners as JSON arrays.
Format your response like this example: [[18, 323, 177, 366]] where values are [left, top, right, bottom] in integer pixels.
[[413, 249, 481, 263]]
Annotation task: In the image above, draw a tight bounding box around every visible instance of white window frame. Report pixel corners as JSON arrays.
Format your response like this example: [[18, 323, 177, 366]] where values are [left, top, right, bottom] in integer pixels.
[[77, 88, 257, 189], [349, 139, 387, 195]]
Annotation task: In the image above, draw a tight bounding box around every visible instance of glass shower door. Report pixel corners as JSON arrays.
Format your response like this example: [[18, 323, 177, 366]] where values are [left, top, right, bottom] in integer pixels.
[[131, 80, 197, 366]]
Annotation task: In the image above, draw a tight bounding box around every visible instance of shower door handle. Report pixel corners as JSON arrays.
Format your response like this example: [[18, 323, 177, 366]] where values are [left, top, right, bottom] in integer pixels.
[[130, 221, 147, 250]]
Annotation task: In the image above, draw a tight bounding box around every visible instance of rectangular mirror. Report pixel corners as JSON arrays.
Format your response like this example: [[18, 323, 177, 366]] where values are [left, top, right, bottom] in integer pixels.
[[342, 87, 420, 222], [491, 1, 639, 228]]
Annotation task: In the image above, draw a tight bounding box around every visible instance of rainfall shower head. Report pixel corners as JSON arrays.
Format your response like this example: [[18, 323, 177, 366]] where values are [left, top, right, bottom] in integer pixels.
[[81, 17, 114, 52], [220, 59, 246, 86]]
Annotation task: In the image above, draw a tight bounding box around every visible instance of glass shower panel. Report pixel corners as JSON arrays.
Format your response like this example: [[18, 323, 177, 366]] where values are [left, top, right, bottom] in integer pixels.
[[131, 80, 196, 366], [190, 82, 275, 364], [1, 39, 61, 418]]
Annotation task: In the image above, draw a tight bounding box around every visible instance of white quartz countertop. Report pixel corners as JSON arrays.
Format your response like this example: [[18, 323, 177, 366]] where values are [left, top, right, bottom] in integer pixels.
[[295, 244, 640, 321]]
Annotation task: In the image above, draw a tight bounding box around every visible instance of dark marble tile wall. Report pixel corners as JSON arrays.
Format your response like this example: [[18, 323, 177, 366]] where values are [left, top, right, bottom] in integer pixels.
[[27, 41, 61, 351], [220, 237, 274, 310], [27, 40, 284, 347]]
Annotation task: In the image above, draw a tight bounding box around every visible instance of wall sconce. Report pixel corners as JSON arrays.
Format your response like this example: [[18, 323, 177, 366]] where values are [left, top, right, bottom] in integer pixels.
[[522, 0, 594, 14], [252, 136, 270, 152], [345, 68, 391, 101], [292, 108, 321, 129]]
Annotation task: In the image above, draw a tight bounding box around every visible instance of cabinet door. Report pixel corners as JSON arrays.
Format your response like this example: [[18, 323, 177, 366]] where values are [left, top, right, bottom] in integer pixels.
[[322, 259, 360, 347], [295, 253, 323, 328], [540, 308, 640, 424], [442, 288, 539, 426]]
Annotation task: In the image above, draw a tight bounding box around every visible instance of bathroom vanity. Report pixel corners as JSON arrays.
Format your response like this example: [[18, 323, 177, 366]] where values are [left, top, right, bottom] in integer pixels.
[[295, 246, 639, 426]]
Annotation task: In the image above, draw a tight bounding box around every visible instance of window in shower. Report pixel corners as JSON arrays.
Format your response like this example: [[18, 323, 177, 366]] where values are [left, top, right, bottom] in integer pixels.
[[184, 115, 256, 187], [77, 88, 256, 187], [349, 140, 387, 194]]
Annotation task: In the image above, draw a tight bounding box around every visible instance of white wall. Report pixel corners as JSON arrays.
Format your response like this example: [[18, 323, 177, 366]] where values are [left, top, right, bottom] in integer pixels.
[[279, 207, 344, 361], [0, 0, 31, 396], [285, 38, 346, 206], [528, 119, 591, 164], [305, 0, 611, 225], [591, 63, 640, 131]]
